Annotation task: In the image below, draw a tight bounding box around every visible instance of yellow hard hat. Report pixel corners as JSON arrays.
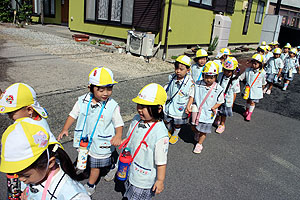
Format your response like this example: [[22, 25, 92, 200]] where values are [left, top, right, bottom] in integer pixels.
[[259, 46, 266, 52], [217, 48, 231, 58], [269, 42, 274, 46], [132, 83, 167, 106], [266, 45, 271, 51], [89, 67, 118, 86], [284, 43, 291, 49], [203, 61, 219, 75], [0, 119, 61, 173], [195, 49, 208, 58], [223, 57, 238, 71], [273, 41, 279, 45], [252, 54, 264, 63], [273, 48, 282, 54], [176, 55, 191, 67], [0, 83, 48, 118], [289, 48, 297, 54], [261, 41, 266, 46]]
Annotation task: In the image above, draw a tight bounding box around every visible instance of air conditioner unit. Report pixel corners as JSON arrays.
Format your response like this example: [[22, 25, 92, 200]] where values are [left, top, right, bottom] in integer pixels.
[[126, 30, 155, 57]]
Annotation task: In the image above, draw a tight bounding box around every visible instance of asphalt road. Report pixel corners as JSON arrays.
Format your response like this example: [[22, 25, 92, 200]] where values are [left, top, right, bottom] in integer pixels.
[[1, 26, 300, 200]]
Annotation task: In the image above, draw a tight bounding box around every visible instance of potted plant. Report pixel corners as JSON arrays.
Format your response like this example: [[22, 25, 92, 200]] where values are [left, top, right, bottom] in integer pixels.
[[208, 36, 219, 55]]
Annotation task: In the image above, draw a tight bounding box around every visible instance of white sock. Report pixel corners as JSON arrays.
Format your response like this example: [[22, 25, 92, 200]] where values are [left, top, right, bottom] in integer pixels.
[[246, 103, 250, 109], [249, 105, 255, 113], [173, 128, 181, 136]]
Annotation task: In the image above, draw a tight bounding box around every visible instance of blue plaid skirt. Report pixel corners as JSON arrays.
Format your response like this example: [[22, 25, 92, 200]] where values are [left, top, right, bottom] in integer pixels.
[[90, 156, 111, 168], [218, 105, 233, 117], [124, 181, 155, 200], [195, 122, 213, 134], [164, 115, 188, 125]]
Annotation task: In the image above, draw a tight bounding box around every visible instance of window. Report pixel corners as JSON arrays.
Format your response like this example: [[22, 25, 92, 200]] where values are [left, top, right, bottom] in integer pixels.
[[85, 0, 134, 25], [189, 0, 213, 10], [282, 16, 288, 25], [32, 0, 55, 17], [254, 1, 265, 24]]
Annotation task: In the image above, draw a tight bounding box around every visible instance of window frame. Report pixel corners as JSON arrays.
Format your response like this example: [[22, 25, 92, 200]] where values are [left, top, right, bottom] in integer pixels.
[[84, 0, 133, 27], [188, 0, 214, 10], [254, 0, 265, 24], [43, 0, 56, 18]]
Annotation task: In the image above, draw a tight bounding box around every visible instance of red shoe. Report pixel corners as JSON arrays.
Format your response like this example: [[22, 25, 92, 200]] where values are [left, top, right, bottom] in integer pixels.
[[245, 112, 253, 121]]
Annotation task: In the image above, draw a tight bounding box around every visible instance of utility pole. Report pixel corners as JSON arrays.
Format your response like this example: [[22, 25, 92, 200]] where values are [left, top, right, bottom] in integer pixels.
[[40, 0, 44, 25], [275, 0, 282, 15]]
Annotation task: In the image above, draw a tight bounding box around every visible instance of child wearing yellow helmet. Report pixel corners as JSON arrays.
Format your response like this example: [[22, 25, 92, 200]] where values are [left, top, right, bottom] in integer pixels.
[[280, 43, 291, 62], [263, 48, 284, 94], [265, 45, 273, 63], [214, 48, 232, 73], [191, 49, 208, 84], [164, 55, 195, 145], [0, 83, 59, 199], [57, 67, 124, 195], [239, 54, 267, 121], [121, 83, 169, 199], [0, 120, 90, 199], [215, 57, 240, 134], [186, 61, 224, 153], [278, 48, 300, 91]]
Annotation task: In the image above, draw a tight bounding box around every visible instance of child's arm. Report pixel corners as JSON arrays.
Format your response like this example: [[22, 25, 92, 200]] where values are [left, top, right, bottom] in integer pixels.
[[152, 164, 166, 194], [277, 68, 283, 77], [111, 126, 123, 146], [185, 96, 194, 114], [211, 103, 222, 115], [57, 116, 75, 141]]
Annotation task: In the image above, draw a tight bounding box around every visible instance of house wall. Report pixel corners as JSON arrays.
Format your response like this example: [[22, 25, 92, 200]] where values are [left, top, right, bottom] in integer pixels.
[[69, 0, 129, 39], [69, 0, 266, 46]]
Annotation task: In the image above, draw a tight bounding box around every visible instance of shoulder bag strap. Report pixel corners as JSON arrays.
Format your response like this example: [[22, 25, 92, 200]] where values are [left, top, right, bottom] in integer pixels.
[[250, 70, 261, 88]]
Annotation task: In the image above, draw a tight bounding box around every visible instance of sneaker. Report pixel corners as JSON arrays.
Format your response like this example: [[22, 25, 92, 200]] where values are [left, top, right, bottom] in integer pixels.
[[266, 90, 271, 95], [213, 118, 221, 126], [104, 165, 118, 182], [193, 143, 203, 154], [84, 183, 96, 196], [282, 87, 287, 91], [263, 87, 268, 94], [168, 131, 172, 138], [245, 112, 253, 121], [216, 125, 225, 134], [169, 135, 179, 144]]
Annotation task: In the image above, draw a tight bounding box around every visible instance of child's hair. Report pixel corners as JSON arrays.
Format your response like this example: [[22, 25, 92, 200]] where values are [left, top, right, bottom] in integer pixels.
[[175, 61, 190, 69], [256, 47, 264, 53], [89, 84, 113, 94], [28, 144, 83, 181], [193, 56, 208, 63], [146, 105, 164, 121], [251, 60, 263, 69]]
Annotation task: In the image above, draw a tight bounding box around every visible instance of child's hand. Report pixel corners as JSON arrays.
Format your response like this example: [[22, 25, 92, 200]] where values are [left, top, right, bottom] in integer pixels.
[[185, 106, 192, 115], [211, 108, 217, 116], [152, 180, 164, 194], [20, 187, 29, 200], [110, 135, 122, 146], [57, 130, 69, 141]]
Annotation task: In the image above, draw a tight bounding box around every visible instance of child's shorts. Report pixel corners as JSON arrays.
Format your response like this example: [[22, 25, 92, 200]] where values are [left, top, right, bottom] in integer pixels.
[[248, 99, 259, 103], [218, 104, 233, 117], [164, 115, 188, 125], [266, 73, 276, 83], [283, 73, 294, 81], [124, 181, 155, 200], [195, 122, 213, 134], [89, 156, 111, 168]]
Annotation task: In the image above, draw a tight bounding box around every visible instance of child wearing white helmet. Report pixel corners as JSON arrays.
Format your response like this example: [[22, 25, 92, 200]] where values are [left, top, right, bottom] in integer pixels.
[[263, 48, 284, 94], [0, 83, 59, 199], [280, 43, 291, 62], [214, 48, 232, 73], [239, 54, 266, 121], [278, 48, 300, 91], [121, 83, 169, 199], [57, 67, 124, 195], [186, 61, 224, 153], [191, 49, 208, 84], [164, 55, 195, 145], [215, 57, 240, 134], [0, 120, 90, 199]]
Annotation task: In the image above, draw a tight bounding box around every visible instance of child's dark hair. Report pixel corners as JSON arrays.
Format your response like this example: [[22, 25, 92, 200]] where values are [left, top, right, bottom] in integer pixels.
[[90, 84, 113, 94], [193, 56, 208, 63], [175, 61, 190, 69], [256, 47, 265, 53], [28, 144, 83, 181], [146, 105, 164, 121]]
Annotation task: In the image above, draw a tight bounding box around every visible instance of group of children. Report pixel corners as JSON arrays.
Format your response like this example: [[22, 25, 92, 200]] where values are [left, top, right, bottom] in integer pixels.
[[0, 42, 299, 199]]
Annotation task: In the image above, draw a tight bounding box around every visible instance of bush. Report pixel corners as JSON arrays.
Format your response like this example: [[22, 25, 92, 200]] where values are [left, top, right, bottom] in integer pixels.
[[0, 0, 13, 22], [18, 0, 32, 23]]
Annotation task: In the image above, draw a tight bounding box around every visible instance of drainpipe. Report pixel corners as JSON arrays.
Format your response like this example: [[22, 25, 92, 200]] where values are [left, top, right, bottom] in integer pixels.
[[159, 0, 166, 44], [274, 0, 282, 15], [162, 0, 172, 61], [265, 0, 270, 15], [40, 0, 44, 25], [242, 0, 253, 35]]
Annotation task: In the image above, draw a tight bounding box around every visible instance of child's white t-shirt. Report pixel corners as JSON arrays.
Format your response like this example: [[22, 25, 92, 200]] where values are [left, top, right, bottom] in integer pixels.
[[69, 101, 124, 128]]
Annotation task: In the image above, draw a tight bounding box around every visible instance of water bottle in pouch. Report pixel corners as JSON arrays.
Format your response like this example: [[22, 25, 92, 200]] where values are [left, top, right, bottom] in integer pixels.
[[117, 148, 133, 181], [243, 85, 250, 100], [7, 174, 21, 200], [191, 104, 199, 125], [77, 137, 89, 170]]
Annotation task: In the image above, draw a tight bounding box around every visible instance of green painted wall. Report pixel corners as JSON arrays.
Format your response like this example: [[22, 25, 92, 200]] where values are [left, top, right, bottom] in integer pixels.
[[69, 0, 129, 39], [31, 0, 61, 24], [68, 0, 266, 45]]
